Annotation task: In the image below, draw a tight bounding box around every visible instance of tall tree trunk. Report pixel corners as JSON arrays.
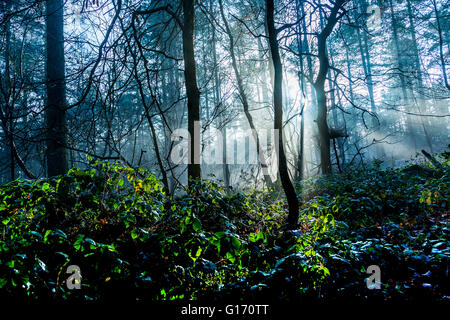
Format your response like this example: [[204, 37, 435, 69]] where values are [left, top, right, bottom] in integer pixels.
[[357, 0, 385, 158], [354, 0, 377, 127], [219, 0, 272, 189], [406, 0, 433, 152], [388, 0, 417, 152], [406, 0, 423, 90], [45, 0, 68, 177], [221, 126, 230, 192], [2, 0, 14, 180], [128, 16, 170, 192], [182, 0, 201, 185], [132, 68, 170, 192], [300, 0, 316, 176], [294, 0, 306, 180], [257, 37, 271, 105], [321, 18, 341, 172], [266, 0, 299, 229], [334, 80, 347, 164], [345, 44, 355, 103], [314, 77, 331, 174], [212, 0, 230, 193], [314, 0, 347, 175], [431, 0, 449, 90]]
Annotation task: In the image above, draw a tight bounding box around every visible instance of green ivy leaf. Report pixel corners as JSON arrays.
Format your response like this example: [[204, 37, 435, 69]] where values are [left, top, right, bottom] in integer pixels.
[[74, 235, 85, 251], [192, 217, 202, 232], [2, 217, 10, 225], [231, 236, 241, 249]]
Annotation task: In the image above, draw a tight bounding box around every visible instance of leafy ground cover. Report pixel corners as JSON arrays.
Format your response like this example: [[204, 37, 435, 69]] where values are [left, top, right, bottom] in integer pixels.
[[0, 155, 448, 303]]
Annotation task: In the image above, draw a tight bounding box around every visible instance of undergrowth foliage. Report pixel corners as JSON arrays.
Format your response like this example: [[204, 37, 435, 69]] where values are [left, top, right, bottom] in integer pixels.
[[0, 156, 448, 302]]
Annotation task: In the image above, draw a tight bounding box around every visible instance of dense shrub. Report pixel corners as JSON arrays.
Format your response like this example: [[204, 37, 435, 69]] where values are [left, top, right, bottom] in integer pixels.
[[0, 156, 448, 302]]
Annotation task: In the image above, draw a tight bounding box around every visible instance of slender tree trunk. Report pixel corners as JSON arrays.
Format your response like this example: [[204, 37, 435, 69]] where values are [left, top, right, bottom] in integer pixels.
[[314, 0, 347, 175], [133, 72, 170, 192], [352, 0, 386, 158], [300, 0, 317, 176], [294, 0, 306, 180], [2, 0, 14, 180], [219, 0, 272, 189], [202, 28, 209, 122], [431, 0, 449, 90], [8, 115, 14, 180], [45, 0, 68, 177], [407, 0, 433, 152], [266, 0, 299, 229], [299, 109, 305, 178], [332, 78, 348, 164], [0, 0, 34, 179], [314, 78, 331, 174], [314, 41, 331, 173], [406, 0, 423, 90], [355, 0, 377, 126], [257, 38, 270, 105], [212, 0, 230, 192], [182, 0, 201, 185], [221, 126, 230, 192], [389, 0, 417, 152], [323, 28, 342, 172], [300, 0, 315, 103]]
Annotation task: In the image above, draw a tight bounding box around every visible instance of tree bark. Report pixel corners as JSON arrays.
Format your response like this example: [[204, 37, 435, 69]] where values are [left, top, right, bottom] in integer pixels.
[[294, 0, 306, 181], [2, 0, 14, 180], [354, 0, 378, 128], [182, 0, 201, 185], [313, 2, 345, 174], [266, 0, 299, 229], [431, 0, 449, 90], [211, 0, 230, 193]]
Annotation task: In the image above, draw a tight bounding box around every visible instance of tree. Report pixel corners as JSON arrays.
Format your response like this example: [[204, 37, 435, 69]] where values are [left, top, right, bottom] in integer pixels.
[[430, 0, 449, 91], [388, 0, 418, 152], [313, 0, 348, 174], [266, 0, 299, 229], [0, 0, 448, 188], [45, 0, 68, 177], [182, 0, 201, 186], [219, 0, 273, 190]]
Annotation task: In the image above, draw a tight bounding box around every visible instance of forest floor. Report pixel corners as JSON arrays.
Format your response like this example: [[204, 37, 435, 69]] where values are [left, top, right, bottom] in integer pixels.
[[0, 153, 448, 304]]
